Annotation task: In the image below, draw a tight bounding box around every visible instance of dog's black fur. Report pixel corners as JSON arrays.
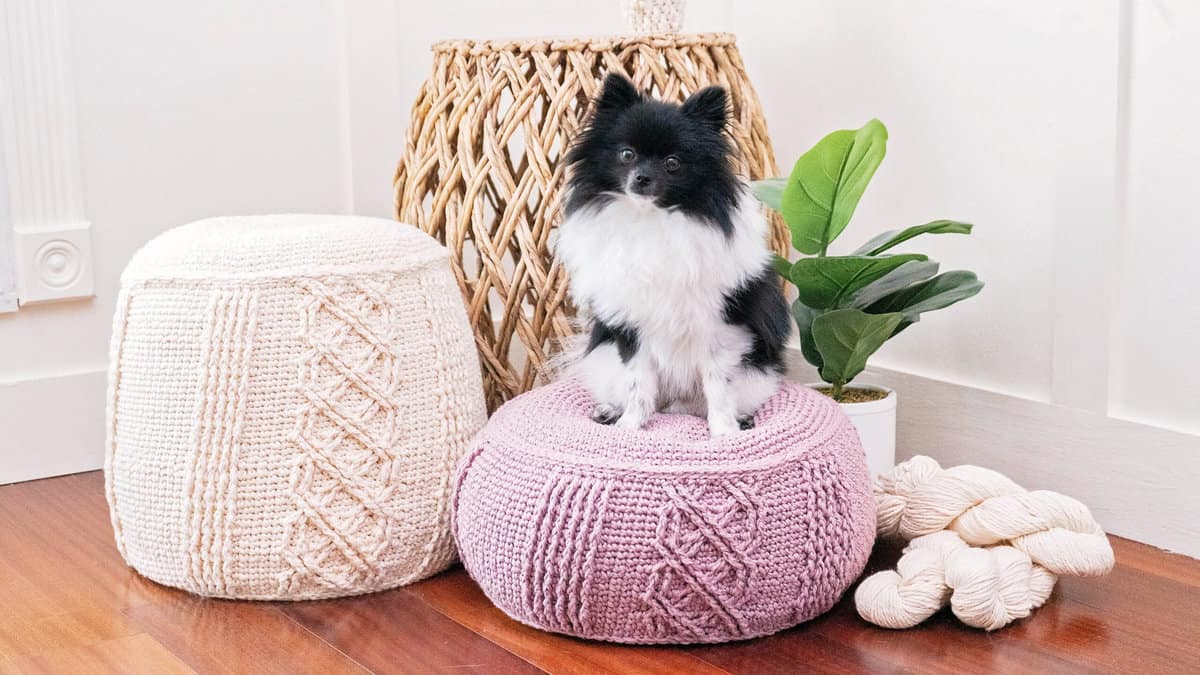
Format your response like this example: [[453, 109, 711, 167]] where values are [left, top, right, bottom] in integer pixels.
[[722, 268, 791, 372]]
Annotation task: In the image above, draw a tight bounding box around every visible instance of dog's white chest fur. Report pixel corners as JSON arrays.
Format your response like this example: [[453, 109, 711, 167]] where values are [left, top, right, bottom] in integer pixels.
[[557, 192, 770, 397]]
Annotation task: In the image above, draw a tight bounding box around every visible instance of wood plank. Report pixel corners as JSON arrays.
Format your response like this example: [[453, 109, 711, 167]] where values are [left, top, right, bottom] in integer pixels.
[[0, 602, 141, 662], [408, 567, 727, 675], [120, 595, 370, 675], [692, 618, 905, 675], [282, 587, 543, 674], [809, 599, 1088, 675], [0, 633, 194, 675], [0, 471, 364, 674], [0, 472, 174, 617], [1036, 556, 1200, 672]]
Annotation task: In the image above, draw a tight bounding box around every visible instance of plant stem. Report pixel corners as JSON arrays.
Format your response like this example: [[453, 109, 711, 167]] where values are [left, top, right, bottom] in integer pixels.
[[831, 381, 844, 402]]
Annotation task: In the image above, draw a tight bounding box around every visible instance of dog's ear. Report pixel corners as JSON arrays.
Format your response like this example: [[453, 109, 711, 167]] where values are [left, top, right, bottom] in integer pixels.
[[596, 73, 642, 112], [682, 86, 729, 130]]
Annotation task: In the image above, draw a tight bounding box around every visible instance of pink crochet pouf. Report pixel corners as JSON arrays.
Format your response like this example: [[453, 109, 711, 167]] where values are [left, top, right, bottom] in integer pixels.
[[452, 378, 876, 644]]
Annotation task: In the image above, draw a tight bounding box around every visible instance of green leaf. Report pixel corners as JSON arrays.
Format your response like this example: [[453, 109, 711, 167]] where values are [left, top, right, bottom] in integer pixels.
[[781, 119, 888, 254], [865, 270, 984, 319], [812, 309, 904, 386], [789, 254, 927, 310], [751, 177, 787, 212], [849, 259, 940, 308], [852, 220, 974, 256], [865, 271, 984, 333], [771, 253, 793, 279], [791, 301, 825, 370]]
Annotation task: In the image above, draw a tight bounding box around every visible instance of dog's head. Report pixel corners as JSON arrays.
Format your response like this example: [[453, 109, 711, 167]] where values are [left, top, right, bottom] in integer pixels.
[[565, 73, 740, 232]]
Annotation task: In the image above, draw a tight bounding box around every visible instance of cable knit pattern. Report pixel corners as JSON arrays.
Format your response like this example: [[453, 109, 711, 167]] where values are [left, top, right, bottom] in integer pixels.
[[105, 215, 487, 600], [185, 287, 258, 596], [453, 378, 876, 644], [642, 478, 760, 639]]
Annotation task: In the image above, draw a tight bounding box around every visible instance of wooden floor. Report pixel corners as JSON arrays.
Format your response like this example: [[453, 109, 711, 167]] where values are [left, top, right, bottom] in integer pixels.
[[1, 472, 1197, 675]]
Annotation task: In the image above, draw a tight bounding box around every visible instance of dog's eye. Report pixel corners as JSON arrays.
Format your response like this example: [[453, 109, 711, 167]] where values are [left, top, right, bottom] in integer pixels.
[[664, 156, 681, 172], [619, 148, 636, 164]]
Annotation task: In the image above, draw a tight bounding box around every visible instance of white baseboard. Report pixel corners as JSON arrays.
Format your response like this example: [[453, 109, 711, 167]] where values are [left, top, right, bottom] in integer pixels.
[[0, 368, 106, 484], [787, 350, 1200, 559]]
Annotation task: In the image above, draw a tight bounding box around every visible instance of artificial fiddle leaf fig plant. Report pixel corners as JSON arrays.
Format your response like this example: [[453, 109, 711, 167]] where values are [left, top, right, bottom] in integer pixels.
[[753, 119, 983, 401]]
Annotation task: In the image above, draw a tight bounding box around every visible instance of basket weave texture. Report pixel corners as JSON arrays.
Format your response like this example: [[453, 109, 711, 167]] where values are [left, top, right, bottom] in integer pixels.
[[394, 33, 787, 411]]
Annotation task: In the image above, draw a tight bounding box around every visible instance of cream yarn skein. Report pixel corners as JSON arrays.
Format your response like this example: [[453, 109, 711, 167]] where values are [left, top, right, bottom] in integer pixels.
[[857, 456, 1114, 630], [855, 531, 1058, 630]]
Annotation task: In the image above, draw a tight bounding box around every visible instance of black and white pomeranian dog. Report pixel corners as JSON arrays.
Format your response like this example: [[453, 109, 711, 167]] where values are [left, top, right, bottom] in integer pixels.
[[556, 73, 790, 437]]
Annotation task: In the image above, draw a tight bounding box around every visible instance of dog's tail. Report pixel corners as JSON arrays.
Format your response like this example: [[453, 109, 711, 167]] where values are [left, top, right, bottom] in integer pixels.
[[538, 317, 590, 384]]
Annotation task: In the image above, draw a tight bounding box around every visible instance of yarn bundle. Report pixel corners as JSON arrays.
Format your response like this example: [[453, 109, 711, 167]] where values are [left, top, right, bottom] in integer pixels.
[[855, 456, 1114, 630]]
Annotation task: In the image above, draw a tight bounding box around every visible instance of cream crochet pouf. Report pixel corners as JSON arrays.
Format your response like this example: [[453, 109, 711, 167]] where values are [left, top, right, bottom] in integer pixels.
[[105, 215, 487, 600]]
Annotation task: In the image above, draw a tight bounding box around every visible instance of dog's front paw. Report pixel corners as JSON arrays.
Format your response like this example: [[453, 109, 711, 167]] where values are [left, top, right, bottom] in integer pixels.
[[591, 403, 622, 425], [708, 415, 740, 438]]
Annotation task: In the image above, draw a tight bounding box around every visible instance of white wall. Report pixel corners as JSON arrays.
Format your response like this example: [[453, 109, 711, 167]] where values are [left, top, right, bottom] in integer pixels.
[[1, 1, 1197, 549]]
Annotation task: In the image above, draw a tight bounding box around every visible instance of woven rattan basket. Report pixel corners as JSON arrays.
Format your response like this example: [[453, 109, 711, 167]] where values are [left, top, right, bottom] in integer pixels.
[[394, 32, 786, 411]]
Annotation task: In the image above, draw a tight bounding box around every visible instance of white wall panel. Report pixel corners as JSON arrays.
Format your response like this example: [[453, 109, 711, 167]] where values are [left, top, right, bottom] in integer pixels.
[[1110, 0, 1200, 434]]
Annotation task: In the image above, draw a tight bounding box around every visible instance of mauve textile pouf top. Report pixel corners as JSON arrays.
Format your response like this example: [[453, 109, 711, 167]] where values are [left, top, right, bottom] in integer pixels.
[[452, 379, 876, 644], [106, 215, 487, 600]]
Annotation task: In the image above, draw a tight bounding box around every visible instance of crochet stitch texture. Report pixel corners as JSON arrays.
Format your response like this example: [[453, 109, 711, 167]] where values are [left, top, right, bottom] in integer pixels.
[[453, 378, 876, 643], [106, 215, 487, 600]]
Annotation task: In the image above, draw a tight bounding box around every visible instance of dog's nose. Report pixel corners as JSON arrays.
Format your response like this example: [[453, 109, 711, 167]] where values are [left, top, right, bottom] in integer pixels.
[[634, 174, 652, 186]]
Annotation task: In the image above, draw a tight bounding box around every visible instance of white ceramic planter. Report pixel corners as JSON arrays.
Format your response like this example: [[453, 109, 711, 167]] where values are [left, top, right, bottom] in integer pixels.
[[808, 383, 897, 479]]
